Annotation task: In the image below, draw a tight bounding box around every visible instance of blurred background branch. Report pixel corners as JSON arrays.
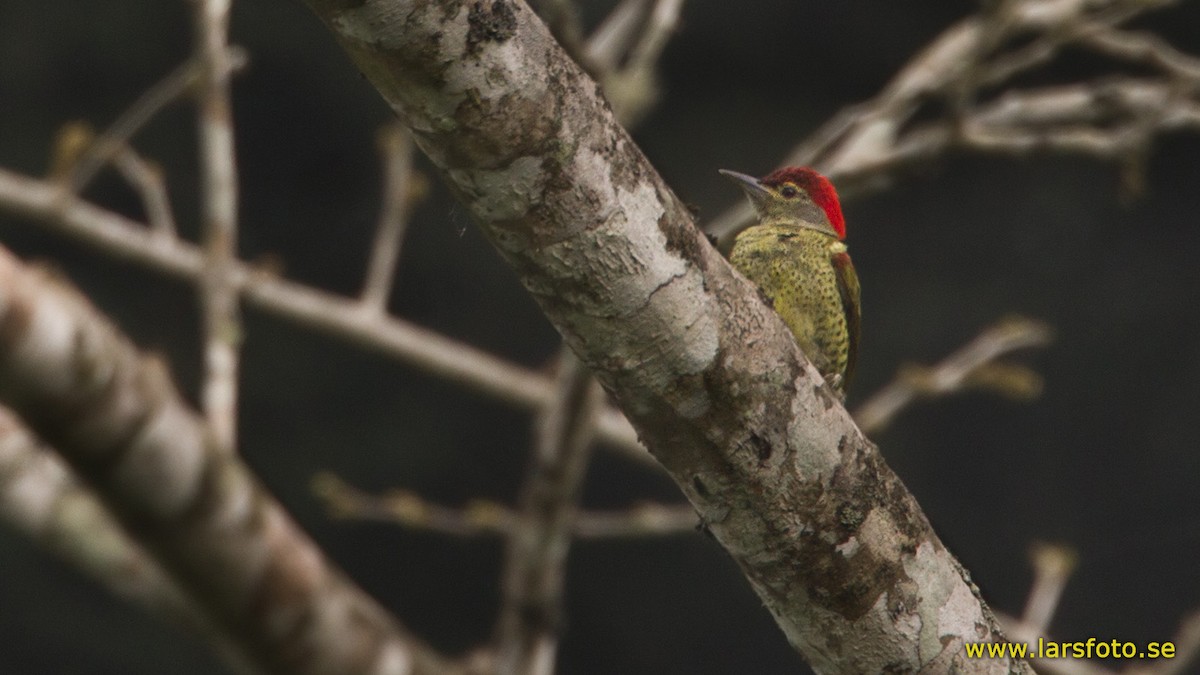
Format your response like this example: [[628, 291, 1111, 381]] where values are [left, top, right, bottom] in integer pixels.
[[706, 0, 1200, 246], [854, 316, 1053, 434], [997, 543, 1200, 675], [191, 0, 242, 452]]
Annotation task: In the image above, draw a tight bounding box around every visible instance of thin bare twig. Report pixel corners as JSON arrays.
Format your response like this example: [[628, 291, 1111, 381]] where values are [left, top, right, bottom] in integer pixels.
[[110, 147, 177, 237], [853, 316, 1053, 435], [48, 50, 243, 242], [569, 503, 696, 537], [583, 0, 649, 73], [62, 49, 248, 192], [0, 167, 647, 460], [1081, 29, 1200, 82], [977, 3, 1159, 89], [625, 0, 684, 77], [1022, 542, 1079, 636], [996, 541, 1200, 675], [809, 79, 1200, 203], [1158, 611, 1200, 675], [493, 353, 602, 675], [361, 124, 419, 313], [312, 472, 697, 539], [708, 0, 1197, 248], [191, 0, 242, 453], [584, 0, 687, 127]]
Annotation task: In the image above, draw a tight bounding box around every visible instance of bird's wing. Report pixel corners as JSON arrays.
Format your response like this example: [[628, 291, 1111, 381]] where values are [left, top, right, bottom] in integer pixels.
[[832, 249, 861, 391]]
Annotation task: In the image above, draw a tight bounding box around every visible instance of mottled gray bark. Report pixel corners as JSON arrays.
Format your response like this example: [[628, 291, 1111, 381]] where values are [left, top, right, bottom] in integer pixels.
[[301, 0, 1030, 672]]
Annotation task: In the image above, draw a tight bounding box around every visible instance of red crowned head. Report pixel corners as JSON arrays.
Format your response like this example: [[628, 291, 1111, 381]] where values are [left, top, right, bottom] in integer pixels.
[[720, 166, 846, 239]]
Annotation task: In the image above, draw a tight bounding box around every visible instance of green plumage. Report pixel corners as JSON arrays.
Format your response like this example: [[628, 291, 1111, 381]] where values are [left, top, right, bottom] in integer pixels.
[[720, 167, 861, 397], [730, 225, 857, 391]]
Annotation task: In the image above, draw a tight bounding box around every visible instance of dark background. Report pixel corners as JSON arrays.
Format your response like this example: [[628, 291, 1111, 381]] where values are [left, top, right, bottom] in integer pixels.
[[2, 1, 1199, 673]]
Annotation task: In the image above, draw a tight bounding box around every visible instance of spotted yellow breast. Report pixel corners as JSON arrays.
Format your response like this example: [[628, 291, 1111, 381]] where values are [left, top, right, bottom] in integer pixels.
[[729, 223, 856, 391]]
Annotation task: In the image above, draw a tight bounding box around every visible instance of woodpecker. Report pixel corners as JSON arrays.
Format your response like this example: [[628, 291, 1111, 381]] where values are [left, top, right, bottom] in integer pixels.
[[720, 167, 860, 397]]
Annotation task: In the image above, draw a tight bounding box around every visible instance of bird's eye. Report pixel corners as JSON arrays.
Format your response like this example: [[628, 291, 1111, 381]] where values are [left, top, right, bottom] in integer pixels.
[[780, 185, 798, 198]]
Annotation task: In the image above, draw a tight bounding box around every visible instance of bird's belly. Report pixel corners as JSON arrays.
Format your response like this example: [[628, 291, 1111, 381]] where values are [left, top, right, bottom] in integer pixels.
[[730, 235, 848, 378]]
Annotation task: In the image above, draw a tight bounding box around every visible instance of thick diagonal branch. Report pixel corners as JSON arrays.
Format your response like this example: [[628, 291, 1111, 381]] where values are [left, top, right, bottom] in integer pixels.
[[0, 407, 258, 675], [301, 1, 1029, 672], [0, 247, 461, 675]]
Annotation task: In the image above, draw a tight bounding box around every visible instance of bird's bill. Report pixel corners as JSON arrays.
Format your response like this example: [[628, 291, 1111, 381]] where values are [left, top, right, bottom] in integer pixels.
[[718, 169, 771, 209]]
